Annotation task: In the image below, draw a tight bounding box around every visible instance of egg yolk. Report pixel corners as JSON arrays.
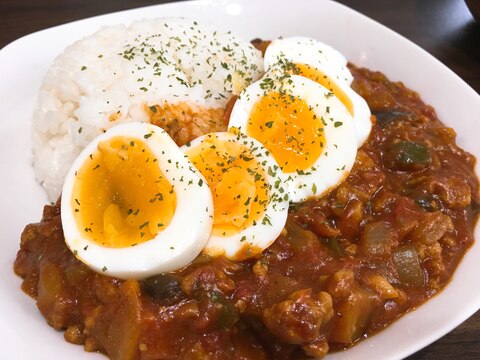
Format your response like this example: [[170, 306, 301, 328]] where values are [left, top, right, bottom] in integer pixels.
[[72, 136, 176, 248], [186, 135, 270, 237], [293, 63, 354, 116], [247, 92, 325, 173]]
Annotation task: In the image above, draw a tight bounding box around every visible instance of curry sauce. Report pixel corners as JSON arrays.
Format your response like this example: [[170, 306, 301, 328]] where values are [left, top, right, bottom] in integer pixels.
[[14, 64, 479, 359]]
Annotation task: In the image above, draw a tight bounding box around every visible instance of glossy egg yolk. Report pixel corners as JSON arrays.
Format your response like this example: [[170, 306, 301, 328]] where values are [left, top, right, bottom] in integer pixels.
[[186, 135, 269, 237], [293, 63, 354, 116], [246, 92, 325, 173], [72, 136, 176, 248]]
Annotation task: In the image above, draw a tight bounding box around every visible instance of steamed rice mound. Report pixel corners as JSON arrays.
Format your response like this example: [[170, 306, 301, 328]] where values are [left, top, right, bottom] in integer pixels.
[[32, 17, 264, 201]]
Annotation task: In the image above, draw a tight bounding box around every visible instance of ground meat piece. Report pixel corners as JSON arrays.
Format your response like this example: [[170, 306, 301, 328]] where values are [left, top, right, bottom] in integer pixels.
[[418, 241, 446, 284], [371, 190, 398, 214], [183, 341, 211, 360], [252, 260, 268, 278], [410, 211, 453, 244], [362, 274, 398, 300], [181, 265, 236, 296], [351, 75, 399, 112], [64, 324, 85, 345], [263, 289, 333, 344], [302, 336, 329, 358], [391, 198, 421, 240], [293, 206, 340, 238], [426, 176, 472, 208], [337, 199, 364, 239], [334, 171, 385, 205], [326, 269, 356, 300]]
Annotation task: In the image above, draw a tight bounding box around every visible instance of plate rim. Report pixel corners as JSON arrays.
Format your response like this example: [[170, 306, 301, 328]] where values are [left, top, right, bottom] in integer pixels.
[[1, 1, 479, 359]]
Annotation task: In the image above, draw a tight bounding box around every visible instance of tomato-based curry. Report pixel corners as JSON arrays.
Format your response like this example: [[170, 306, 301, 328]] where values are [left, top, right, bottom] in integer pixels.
[[14, 64, 479, 359]]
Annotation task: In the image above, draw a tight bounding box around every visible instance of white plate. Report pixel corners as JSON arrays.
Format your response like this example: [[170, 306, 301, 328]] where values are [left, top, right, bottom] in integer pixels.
[[0, 0, 479, 359]]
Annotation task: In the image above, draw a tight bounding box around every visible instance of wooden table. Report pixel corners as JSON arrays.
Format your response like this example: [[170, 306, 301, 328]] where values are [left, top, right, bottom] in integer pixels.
[[1, 0, 479, 359]]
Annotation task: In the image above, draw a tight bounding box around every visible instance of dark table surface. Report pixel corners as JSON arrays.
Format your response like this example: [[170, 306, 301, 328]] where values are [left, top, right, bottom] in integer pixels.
[[1, 0, 479, 359]]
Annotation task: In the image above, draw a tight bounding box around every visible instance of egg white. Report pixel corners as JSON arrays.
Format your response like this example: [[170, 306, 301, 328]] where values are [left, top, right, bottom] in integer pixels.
[[228, 72, 358, 203], [61, 122, 213, 279], [264, 36, 353, 85], [264, 37, 372, 146], [183, 132, 289, 260]]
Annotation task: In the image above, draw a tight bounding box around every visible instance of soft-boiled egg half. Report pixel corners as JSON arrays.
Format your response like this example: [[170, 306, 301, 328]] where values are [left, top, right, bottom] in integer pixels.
[[264, 36, 372, 146], [183, 132, 289, 260], [264, 36, 353, 85], [228, 72, 358, 203], [61, 122, 213, 279]]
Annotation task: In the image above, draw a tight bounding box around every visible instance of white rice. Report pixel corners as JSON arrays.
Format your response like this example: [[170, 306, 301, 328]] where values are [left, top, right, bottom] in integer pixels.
[[32, 17, 264, 202]]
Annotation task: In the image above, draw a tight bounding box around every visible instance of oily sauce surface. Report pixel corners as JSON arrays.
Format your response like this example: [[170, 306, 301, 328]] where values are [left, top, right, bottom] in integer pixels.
[[14, 65, 479, 359]]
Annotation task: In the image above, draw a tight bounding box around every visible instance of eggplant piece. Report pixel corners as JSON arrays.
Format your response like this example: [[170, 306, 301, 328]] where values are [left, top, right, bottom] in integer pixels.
[[209, 291, 239, 330], [143, 273, 184, 302], [384, 141, 432, 171], [415, 197, 441, 212], [373, 111, 414, 127], [323, 238, 345, 258]]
